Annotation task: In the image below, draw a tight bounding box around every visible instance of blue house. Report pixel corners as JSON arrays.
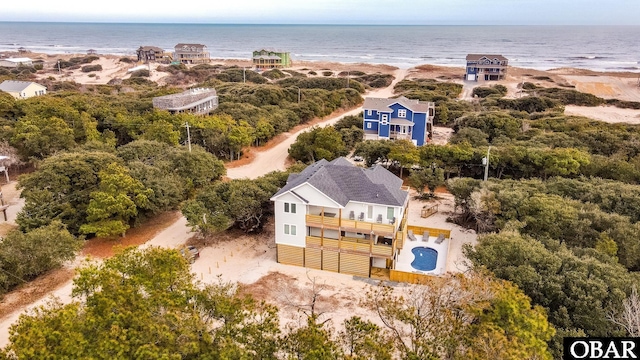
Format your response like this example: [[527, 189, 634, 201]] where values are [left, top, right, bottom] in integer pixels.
[[362, 96, 435, 146], [466, 54, 508, 81]]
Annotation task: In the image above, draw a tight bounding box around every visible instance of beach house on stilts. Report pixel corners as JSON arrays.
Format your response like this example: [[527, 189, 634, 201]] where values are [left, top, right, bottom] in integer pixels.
[[270, 158, 451, 284], [362, 96, 435, 146], [465, 54, 509, 81]]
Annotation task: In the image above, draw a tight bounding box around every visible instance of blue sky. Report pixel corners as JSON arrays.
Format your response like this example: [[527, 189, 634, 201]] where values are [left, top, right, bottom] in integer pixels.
[[2, 0, 639, 25]]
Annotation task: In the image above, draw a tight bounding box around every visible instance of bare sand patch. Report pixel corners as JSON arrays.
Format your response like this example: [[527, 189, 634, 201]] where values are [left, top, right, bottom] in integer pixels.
[[565, 105, 640, 124]]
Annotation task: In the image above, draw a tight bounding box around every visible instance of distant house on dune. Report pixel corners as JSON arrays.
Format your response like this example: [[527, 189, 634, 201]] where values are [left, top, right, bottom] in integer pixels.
[[0, 80, 46, 99], [0, 58, 33, 68], [152, 88, 218, 115], [362, 96, 435, 146], [174, 44, 210, 65], [465, 54, 508, 81], [252, 49, 291, 69], [137, 46, 169, 63]]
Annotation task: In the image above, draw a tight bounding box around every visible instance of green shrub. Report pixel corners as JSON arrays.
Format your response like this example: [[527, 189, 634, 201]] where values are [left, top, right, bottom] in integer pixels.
[[282, 69, 306, 78], [322, 71, 332, 77], [355, 73, 394, 88], [81, 64, 102, 73], [262, 69, 286, 80], [119, 57, 135, 63], [308, 70, 317, 75], [338, 70, 365, 76], [130, 69, 150, 78], [473, 86, 506, 98]]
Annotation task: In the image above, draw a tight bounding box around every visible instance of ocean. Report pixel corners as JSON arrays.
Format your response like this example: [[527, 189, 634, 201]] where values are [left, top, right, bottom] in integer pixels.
[[0, 22, 639, 72]]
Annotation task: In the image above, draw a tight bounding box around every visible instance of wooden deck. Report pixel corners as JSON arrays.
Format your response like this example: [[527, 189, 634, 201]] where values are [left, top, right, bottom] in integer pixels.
[[306, 214, 396, 236], [306, 236, 393, 258]]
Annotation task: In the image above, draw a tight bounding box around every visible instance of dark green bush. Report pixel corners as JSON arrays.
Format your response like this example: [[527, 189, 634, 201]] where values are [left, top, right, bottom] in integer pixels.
[[262, 69, 286, 80], [81, 64, 103, 73], [130, 69, 150, 78]]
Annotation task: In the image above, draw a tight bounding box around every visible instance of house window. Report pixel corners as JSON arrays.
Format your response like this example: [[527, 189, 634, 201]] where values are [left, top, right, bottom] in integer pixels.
[[398, 109, 407, 118], [387, 207, 394, 220], [366, 122, 372, 129], [367, 110, 372, 116], [284, 224, 296, 235], [381, 114, 388, 125], [284, 202, 296, 213]]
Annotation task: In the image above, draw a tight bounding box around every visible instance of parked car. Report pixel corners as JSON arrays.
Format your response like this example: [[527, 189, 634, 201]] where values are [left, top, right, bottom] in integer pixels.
[[179, 245, 200, 263]]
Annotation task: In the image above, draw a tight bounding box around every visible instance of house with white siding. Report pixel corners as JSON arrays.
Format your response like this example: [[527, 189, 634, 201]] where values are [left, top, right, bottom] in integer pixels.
[[270, 158, 451, 282], [0, 58, 33, 68]]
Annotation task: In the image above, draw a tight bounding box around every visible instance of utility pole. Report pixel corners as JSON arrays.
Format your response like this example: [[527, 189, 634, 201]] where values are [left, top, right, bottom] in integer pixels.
[[483, 146, 491, 181], [57, 60, 61, 74], [185, 122, 192, 153], [346, 70, 350, 89], [243, 67, 246, 83], [298, 87, 301, 103]]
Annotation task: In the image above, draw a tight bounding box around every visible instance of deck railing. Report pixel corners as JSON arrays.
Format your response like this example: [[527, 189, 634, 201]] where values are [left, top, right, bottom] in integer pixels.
[[306, 214, 395, 235], [305, 236, 393, 257]]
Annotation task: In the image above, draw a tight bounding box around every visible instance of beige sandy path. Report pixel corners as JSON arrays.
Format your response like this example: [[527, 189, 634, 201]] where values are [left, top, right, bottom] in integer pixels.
[[565, 105, 640, 124], [0, 182, 23, 237], [226, 68, 407, 179]]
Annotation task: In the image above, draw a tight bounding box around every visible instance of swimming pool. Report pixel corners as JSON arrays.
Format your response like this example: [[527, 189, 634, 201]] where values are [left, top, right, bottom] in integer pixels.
[[411, 247, 438, 271]]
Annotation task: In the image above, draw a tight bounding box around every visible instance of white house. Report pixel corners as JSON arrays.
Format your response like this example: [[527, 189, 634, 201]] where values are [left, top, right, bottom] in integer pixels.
[[0, 58, 33, 68], [0, 80, 47, 99], [270, 157, 453, 282], [270, 158, 412, 277]]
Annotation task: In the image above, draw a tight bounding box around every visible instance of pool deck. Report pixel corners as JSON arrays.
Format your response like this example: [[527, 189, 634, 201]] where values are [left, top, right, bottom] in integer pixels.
[[395, 234, 449, 276]]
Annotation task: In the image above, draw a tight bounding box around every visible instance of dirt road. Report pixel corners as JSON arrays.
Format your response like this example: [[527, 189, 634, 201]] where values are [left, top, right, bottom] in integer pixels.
[[227, 68, 407, 179]]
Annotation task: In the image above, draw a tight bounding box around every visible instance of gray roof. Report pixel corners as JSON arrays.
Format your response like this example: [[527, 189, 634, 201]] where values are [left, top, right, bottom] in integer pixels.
[[138, 46, 164, 52], [0, 80, 45, 92], [175, 43, 207, 52], [466, 54, 508, 61], [152, 88, 217, 111], [272, 158, 408, 207], [363, 96, 433, 113]]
